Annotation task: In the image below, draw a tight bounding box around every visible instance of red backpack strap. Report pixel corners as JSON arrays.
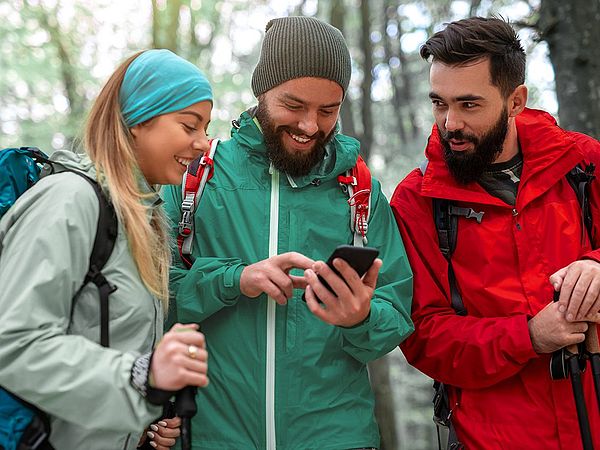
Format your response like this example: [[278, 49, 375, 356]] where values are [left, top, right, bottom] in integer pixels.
[[337, 155, 372, 246], [177, 138, 219, 268]]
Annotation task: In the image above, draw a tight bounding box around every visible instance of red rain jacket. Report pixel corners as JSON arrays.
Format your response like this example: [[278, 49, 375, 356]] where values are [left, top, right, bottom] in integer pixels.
[[391, 108, 600, 449]]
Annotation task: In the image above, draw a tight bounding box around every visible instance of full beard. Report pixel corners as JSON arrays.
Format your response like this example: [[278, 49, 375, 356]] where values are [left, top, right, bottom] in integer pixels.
[[255, 102, 334, 177], [439, 106, 509, 185]]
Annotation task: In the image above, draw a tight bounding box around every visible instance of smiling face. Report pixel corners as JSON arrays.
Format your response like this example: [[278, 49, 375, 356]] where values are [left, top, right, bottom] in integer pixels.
[[255, 77, 343, 177], [130, 100, 212, 185], [429, 58, 526, 184]]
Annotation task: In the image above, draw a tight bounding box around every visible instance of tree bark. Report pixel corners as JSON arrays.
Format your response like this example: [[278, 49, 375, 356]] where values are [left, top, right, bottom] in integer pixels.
[[383, 1, 407, 144], [369, 355, 398, 450], [152, 0, 182, 52], [539, 0, 600, 138], [330, 0, 357, 138], [359, 0, 373, 161]]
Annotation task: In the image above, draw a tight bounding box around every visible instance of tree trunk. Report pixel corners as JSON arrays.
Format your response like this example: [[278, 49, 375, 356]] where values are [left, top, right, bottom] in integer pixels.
[[383, 1, 407, 144], [369, 355, 398, 450], [359, 0, 373, 161], [330, 0, 357, 138], [152, 0, 182, 52], [539, 0, 600, 138]]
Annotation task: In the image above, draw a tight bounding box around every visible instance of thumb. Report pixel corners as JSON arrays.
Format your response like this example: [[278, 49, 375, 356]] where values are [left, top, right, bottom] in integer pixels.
[[362, 258, 382, 289], [549, 267, 568, 292], [290, 274, 308, 289]]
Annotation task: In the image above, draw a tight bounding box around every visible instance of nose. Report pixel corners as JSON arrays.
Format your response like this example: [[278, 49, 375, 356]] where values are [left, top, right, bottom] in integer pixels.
[[193, 132, 210, 155], [297, 111, 319, 137], [444, 108, 464, 132]]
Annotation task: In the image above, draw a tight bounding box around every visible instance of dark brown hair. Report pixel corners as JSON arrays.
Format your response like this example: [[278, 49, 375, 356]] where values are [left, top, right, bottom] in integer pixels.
[[420, 17, 525, 98]]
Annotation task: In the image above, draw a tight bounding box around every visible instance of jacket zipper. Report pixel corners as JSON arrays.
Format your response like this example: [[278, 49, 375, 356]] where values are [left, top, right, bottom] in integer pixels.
[[266, 164, 279, 450]]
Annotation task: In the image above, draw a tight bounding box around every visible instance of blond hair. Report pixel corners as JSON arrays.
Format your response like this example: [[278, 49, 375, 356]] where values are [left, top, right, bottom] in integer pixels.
[[84, 51, 170, 309]]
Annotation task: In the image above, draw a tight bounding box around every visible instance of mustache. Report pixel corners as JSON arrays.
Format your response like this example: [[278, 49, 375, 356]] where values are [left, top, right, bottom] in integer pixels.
[[278, 126, 321, 140], [440, 129, 478, 143]]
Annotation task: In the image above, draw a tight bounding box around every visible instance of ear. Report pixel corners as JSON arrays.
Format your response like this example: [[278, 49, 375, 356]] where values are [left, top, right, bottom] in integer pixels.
[[507, 85, 528, 117], [130, 124, 142, 138]]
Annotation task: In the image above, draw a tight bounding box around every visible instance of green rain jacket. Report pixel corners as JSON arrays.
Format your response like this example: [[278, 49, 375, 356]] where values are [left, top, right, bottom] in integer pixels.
[[163, 111, 413, 450], [0, 150, 163, 450]]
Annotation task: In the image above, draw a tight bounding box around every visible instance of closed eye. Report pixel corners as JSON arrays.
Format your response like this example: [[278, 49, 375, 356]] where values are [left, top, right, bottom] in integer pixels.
[[284, 103, 302, 111]]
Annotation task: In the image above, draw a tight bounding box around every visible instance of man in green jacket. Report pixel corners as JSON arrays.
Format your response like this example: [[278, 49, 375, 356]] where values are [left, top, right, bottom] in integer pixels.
[[163, 16, 413, 450]]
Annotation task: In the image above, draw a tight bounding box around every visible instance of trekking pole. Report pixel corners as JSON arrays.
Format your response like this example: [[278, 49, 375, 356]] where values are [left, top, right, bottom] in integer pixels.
[[550, 291, 594, 449], [175, 386, 197, 450], [585, 322, 600, 414], [565, 343, 594, 450]]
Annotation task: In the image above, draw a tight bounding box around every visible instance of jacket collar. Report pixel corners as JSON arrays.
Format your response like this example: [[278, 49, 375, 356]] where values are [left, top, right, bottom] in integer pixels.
[[421, 108, 584, 208], [230, 109, 360, 188]]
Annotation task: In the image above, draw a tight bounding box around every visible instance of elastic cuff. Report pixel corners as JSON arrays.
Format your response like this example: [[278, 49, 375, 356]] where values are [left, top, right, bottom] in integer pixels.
[[130, 352, 175, 406], [515, 315, 539, 363], [221, 263, 245, 303], [581, 251, 600, 264]]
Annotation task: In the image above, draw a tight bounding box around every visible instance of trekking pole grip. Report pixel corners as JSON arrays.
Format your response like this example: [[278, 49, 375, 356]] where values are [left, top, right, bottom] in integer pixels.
[[586, 323, 600, 354], [585, 322, 600, 415], [175, 386, 197, 450]]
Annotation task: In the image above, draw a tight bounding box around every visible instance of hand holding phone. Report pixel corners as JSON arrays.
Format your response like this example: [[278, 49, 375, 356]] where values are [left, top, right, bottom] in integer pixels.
[[302, 245, 379, 303]]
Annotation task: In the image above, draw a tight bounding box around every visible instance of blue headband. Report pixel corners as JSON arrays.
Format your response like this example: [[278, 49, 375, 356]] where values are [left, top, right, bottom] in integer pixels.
[[120, 49, 213, 128]]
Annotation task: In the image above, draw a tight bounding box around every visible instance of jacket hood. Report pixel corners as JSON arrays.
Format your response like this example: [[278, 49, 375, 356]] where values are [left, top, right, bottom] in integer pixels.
[[49, 149, 162, 209], [421, 108, 584, 208], [231, 109, 360, 188], [49, 149, 96, 177]]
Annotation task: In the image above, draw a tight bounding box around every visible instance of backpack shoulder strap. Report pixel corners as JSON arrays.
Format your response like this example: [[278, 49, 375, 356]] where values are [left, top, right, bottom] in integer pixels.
[[337, 155, 372, 247], [178, 138, 220, 268], [68, 171, 118, 348], [432, 198, 467, 317], [566, 162, 595, 244]]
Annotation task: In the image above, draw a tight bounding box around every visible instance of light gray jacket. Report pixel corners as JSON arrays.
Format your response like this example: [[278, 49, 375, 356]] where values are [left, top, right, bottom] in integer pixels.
[[0, 150, 163, 450]]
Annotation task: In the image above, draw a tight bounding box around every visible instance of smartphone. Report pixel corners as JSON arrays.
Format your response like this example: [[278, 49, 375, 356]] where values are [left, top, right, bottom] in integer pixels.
[[303, 245, 380, 302]]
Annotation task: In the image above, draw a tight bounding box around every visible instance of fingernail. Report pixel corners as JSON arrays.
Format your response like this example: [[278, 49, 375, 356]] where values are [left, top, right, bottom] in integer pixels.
[[567, 313, 574, 321], [147, 431, 155, 439], [157, 421, 167, 427], [150, 424, 159, 432], [558, 304, 566, 313], [149, 441, 158, 448]]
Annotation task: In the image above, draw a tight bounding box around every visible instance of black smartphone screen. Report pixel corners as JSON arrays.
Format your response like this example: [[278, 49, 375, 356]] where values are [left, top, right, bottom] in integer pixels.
[[303, 245, 380, 303]]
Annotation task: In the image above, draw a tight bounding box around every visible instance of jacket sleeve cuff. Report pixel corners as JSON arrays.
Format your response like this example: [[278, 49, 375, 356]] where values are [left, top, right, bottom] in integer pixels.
[[338, 303, 379, 335], [513, 314, 539, 364], [581, 249, 600, 264], [221, 263, 245, 305], [130, 352, 175, 406]]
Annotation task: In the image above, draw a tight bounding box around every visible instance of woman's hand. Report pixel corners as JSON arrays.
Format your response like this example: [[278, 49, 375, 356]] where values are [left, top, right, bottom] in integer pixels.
[[150, 323, 208, 391], [146, 417, 182, 449]]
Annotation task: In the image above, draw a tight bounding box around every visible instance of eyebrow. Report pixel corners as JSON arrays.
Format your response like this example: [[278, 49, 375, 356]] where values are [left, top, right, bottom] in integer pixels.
[[429, 92, 485, 102], [178, 111, 204, 121], [281, 93, 342, 109]]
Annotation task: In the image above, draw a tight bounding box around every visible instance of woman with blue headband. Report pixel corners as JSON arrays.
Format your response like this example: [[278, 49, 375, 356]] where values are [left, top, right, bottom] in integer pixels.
[[0, 49, 213, 450]]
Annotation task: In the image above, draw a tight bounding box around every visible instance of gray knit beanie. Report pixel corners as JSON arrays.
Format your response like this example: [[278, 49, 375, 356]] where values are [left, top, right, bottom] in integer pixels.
[[251, 16, 352, 97]]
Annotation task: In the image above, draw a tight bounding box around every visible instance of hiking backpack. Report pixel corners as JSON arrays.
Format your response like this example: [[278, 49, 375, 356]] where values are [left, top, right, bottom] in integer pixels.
[[419, 159, 596, 450], [0, 147, 119, 450], [177, 139, 372, 268]]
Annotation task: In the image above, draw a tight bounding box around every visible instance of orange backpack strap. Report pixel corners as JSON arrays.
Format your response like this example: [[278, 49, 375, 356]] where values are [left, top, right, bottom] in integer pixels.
[[337, 155, 372, 246], [177, 138, 219, 268]]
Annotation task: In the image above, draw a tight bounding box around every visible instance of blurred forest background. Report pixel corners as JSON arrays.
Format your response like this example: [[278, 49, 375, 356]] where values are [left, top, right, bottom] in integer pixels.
[[1, 0, 599, 448]]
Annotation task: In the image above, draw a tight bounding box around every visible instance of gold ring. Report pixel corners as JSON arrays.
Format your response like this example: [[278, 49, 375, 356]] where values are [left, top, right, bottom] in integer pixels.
[[188, 344, 199, 359]]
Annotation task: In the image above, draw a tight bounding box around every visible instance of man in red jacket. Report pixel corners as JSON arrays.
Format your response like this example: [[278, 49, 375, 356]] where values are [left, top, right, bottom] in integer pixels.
[[391, 17, 600, 449]]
